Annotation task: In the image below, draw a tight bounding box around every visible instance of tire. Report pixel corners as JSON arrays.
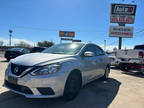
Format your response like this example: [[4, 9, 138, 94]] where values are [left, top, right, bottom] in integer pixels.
[[6, 58, 10, 61], [63, 71, 82, 100], [120, 64, 128, 71], [103, 66, 110, 81]]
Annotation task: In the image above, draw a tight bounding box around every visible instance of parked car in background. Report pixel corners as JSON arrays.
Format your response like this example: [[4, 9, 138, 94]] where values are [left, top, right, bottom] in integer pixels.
[[116, 44, 144, 74], [4, 42, 110, 100], [4, 48, 30, 61], [107, 52, 120, 68], [30, 47, 46, 53]]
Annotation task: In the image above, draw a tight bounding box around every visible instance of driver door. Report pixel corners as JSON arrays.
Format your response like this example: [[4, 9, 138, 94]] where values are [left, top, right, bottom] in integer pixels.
[[80, 44, 100, 82]]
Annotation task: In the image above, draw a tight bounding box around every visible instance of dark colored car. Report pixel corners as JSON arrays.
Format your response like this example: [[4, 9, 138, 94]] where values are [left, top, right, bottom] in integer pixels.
[[30, 47, 46, 53], [4, 48, 30, 61]]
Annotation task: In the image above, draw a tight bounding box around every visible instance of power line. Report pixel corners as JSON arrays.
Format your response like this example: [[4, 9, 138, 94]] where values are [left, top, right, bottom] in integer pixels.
[[0, 24, 108, 33]]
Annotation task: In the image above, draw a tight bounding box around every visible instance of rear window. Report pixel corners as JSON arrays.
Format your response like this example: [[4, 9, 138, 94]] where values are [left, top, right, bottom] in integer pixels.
[[134, 45, 144, 50], [31, 47, 45, 53]]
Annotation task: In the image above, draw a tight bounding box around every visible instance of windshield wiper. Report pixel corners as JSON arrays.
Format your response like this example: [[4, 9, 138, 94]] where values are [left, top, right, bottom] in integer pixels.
[[52, 52, 65, 54]]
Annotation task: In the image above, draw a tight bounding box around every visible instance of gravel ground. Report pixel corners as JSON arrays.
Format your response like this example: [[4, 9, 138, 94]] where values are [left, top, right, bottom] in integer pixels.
[[0, 57, 144, 108], [0, 52, 4, 57]]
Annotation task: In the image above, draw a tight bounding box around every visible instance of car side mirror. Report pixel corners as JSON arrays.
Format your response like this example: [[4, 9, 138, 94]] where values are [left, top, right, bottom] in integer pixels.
[[84, 51, 94, 57]]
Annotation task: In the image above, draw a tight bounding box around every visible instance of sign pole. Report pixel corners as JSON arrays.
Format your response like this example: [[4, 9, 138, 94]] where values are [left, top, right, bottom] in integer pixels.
[[104, 40, 106, 51], [118, 37, 122, 49], [118, 23, 125, 49]]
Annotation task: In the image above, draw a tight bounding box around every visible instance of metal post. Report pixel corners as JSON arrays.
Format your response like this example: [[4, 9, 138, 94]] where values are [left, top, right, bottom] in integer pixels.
[[119, 37, 122, 49], [104, 40, 106, 51], [118, 23, 125, 49], [9, 30, 13, 46], [9, 34, 11, 46]]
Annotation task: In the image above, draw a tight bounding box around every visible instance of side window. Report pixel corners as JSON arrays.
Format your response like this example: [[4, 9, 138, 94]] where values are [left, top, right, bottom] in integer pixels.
[[82, 45, 97, 56], [23, 49, 30, 54], [95, 46, 105, 56]]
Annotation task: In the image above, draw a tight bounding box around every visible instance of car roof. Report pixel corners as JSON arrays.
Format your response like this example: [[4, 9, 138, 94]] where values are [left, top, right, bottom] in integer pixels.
[[9, 48, 24, 50], [62, 42, 94, 45]]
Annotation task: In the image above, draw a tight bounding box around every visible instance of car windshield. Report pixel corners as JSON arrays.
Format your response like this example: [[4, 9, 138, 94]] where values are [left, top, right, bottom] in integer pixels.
[[8, 48, 23, 51], [42, 43, 85, 55]]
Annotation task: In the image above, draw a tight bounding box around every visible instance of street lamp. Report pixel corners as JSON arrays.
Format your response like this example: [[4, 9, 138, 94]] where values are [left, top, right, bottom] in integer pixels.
[[104, 40, 106, 51], [9, 30, 13, 46]]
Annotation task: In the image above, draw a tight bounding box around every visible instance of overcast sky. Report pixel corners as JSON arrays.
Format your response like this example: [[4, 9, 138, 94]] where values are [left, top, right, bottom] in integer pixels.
[[0, 0, 144, 50]]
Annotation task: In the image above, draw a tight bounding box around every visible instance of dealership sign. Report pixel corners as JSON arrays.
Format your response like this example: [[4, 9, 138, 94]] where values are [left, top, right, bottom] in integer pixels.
[[61, 38, 73, 41], [110, 4, 136, 24], [109, 26, 133, 38], [59, 31, 75, 37], [72, 40, 82, 42]]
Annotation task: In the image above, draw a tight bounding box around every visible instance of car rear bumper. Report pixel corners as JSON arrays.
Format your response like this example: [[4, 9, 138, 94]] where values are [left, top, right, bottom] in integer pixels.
[[119, 62, 144, 71]]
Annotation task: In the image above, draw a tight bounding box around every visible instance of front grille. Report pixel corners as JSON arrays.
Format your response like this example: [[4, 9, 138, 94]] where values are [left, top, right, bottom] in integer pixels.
[[11, 63, 30, 76], [5, 80, 33, 94]]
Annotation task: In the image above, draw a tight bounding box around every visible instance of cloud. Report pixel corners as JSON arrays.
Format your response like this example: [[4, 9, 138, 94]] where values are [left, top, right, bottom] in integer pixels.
[[0, 37, 36, 46]]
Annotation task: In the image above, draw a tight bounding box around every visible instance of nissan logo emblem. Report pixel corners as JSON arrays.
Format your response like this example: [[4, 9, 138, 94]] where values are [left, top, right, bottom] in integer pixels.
[[14, 67, 19, 73]]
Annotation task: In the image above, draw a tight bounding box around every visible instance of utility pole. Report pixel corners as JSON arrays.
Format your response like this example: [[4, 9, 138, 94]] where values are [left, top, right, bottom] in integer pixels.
[[9, 30, 13, 46], [104, 40, 106, 51]]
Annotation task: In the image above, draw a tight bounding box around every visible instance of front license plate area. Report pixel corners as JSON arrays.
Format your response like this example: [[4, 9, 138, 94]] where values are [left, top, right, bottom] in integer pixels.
[[8, 76, 18, 84]]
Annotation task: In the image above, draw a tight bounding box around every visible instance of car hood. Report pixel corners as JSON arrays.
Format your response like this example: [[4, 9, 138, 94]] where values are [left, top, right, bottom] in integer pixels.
[[11, 53, 74, 66]]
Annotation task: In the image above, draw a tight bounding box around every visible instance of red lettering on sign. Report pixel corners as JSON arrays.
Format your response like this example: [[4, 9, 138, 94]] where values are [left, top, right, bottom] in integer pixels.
[[111, 17, 134, 23], [111, 32, 132, 36]]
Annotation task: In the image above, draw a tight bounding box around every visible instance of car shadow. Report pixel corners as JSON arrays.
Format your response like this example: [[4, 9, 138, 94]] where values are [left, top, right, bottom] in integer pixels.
[[0, 78, 121, 108], [110, 66, 120, 70], [122, 71, 144, 78], [0, 60, 8, 62]]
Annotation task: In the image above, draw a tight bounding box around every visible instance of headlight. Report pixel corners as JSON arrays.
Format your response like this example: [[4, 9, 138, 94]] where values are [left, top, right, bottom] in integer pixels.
[[30, 63, 61, 76]]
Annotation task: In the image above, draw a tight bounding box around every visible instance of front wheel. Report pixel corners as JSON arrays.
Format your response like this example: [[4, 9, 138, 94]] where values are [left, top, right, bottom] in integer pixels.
[[63, 72, 82, 100], [103, 66, 110, 80]]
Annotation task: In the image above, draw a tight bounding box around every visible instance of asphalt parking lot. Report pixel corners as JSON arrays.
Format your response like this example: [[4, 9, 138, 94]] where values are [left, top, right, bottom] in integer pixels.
[[0, 56, 144, 108]]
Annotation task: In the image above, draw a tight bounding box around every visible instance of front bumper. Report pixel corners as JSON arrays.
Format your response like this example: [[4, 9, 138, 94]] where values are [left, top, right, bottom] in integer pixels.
[[110, 61, 119, 66], [4, 69, 67, 98], [5, 54, 17, 60]]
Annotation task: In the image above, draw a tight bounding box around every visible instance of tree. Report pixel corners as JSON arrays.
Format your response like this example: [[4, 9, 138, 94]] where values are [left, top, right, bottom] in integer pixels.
[[37, 40, 54, 47], [0, 41, 4, 46], [15, 41, 31, 47]]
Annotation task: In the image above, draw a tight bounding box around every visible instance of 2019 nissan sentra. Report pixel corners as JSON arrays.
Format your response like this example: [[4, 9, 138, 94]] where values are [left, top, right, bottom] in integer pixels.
[[3, 43, 110, 100]]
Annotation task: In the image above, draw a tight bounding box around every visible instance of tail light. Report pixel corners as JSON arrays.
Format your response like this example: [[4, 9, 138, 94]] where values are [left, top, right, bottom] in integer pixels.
[[139, 52, 144, 58], [109, 57, 115, 62]]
